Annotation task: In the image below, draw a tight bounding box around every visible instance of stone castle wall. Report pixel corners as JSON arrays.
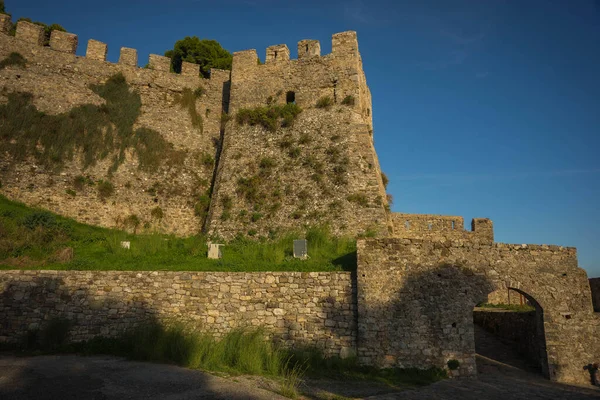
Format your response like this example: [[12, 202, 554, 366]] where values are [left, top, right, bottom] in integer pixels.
[[391, 213, 494, 243], [207, 32, 391, 239], [0, 270, 356, 356], [0, 20, 391, 239], [0, 21, 229, 236], [356, 238, 599, 385]]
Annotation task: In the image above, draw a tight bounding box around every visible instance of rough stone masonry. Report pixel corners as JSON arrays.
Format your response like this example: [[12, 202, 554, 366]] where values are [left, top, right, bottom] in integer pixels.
[[0, 16, 598, 388]]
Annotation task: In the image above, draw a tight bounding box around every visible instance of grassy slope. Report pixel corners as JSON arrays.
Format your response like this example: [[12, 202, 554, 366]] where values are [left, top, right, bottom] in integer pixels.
[[0, 195, 356, 271]]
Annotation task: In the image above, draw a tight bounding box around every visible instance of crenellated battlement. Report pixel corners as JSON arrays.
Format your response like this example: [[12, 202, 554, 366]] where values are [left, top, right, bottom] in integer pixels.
[[228, 30, 371, 126], [265, 44, 290, 63], [4, 17, 227, 82], [391, 213, 494, 243], [298, 39, 320, 59], [1, 21, 384, 240], [233, 31, 360, 69]]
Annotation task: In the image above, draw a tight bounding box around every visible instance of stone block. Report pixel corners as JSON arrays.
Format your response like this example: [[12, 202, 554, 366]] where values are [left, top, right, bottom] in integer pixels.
[[208, 243, 223, 259], [119, 47, 138, 67], [181, 61, 199, 76], [0, 14, 11, 34], [298, 39, 320, 59], [149, 54, 171, 72], [49, 30, 78, 54], [265, 44, 289, 63], [86, 39, 107, 61], [15, 20, 44, 46]]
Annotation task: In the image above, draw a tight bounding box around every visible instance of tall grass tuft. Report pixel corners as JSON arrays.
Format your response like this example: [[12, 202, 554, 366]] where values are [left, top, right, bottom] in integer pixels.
[[77, 322, 301, 396]]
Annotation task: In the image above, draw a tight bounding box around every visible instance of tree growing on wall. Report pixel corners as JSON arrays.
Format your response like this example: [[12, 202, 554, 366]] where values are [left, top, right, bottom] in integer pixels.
[[164, 36, 232, 78]]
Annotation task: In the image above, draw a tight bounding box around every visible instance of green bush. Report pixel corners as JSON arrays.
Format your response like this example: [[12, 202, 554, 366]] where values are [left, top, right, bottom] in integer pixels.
[[236, 103, 302, 132], [73, 175, 93, 191], [447, 359, 460, 370], [151, 207, 164, 220], [0, 52, 26, 70], [251, 212, 263, 222], [347, 193, 369, 207], [341, 95, 355, 106], [23, 212, 56, 230], [97, 180, 114, 200], [381, 172, 389, 189], [236, 176, 262, 203], [194, 193, 211, 221], [194, 86, 205, 98], [65, 189, 76, 197], [201, 152, 214, 168], [124, 214, 141, 233], [164, 36, 232, 78], [287, 147, 301, 158], [259, 157, 276, 171], [316, 96, 333, 109], [298, 133, 311, 145]]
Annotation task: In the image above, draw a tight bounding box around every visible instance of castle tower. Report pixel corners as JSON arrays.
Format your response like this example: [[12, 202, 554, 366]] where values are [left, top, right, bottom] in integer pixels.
[[206, 31, 392, 239]]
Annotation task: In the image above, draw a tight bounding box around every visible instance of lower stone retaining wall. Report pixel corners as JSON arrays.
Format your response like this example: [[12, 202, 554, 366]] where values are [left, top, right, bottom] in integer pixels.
[[473, 309, 541, 368], [0, 271, 356, 357]]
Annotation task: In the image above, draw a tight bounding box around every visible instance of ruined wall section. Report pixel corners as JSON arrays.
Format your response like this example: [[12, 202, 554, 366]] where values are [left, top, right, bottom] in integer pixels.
[[357, 238, 599, 385], [0, 21, 230, 235], [391, 213, 494, 243], [0, 270, 356, 357], [207, 31, 391, 239]]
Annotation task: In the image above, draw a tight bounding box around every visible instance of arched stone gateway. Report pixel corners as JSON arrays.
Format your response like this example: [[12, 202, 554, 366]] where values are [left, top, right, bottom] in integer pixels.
[[474, 288, 549, 377], [356, 238, 600, 386]]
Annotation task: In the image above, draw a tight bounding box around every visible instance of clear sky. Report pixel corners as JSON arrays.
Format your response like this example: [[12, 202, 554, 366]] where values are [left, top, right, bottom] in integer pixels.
[[5, 0, 600, 277]]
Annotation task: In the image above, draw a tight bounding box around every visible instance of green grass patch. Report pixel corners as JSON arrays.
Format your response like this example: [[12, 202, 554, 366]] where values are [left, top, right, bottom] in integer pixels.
[[340, 95, 355, 106], [0, 73, 184, 173], [236, 103, 302, 132], [316, 96, 333, 109], [0, 195, 356, 271], [346, 193, 369, 207]]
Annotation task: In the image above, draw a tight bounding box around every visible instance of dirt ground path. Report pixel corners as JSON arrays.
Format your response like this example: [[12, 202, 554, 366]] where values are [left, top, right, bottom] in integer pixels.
[[0, 354, 288, 400], [1, 327, 599, 400]]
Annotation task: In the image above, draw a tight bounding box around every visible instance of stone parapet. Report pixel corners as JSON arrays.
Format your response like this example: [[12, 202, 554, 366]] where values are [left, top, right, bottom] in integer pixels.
[[119, 47, 137, 67], [0, 271, 356, 357], [15, 20, 44, 46], [49, 30, 78, 54]]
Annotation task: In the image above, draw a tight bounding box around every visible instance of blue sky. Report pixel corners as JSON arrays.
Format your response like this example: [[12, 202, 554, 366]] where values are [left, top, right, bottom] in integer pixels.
[[6, 0, 600, 277]]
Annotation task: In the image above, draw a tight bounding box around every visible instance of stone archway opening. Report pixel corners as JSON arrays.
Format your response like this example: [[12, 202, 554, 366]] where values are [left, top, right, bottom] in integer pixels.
[[473, 288, 549, 378]]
